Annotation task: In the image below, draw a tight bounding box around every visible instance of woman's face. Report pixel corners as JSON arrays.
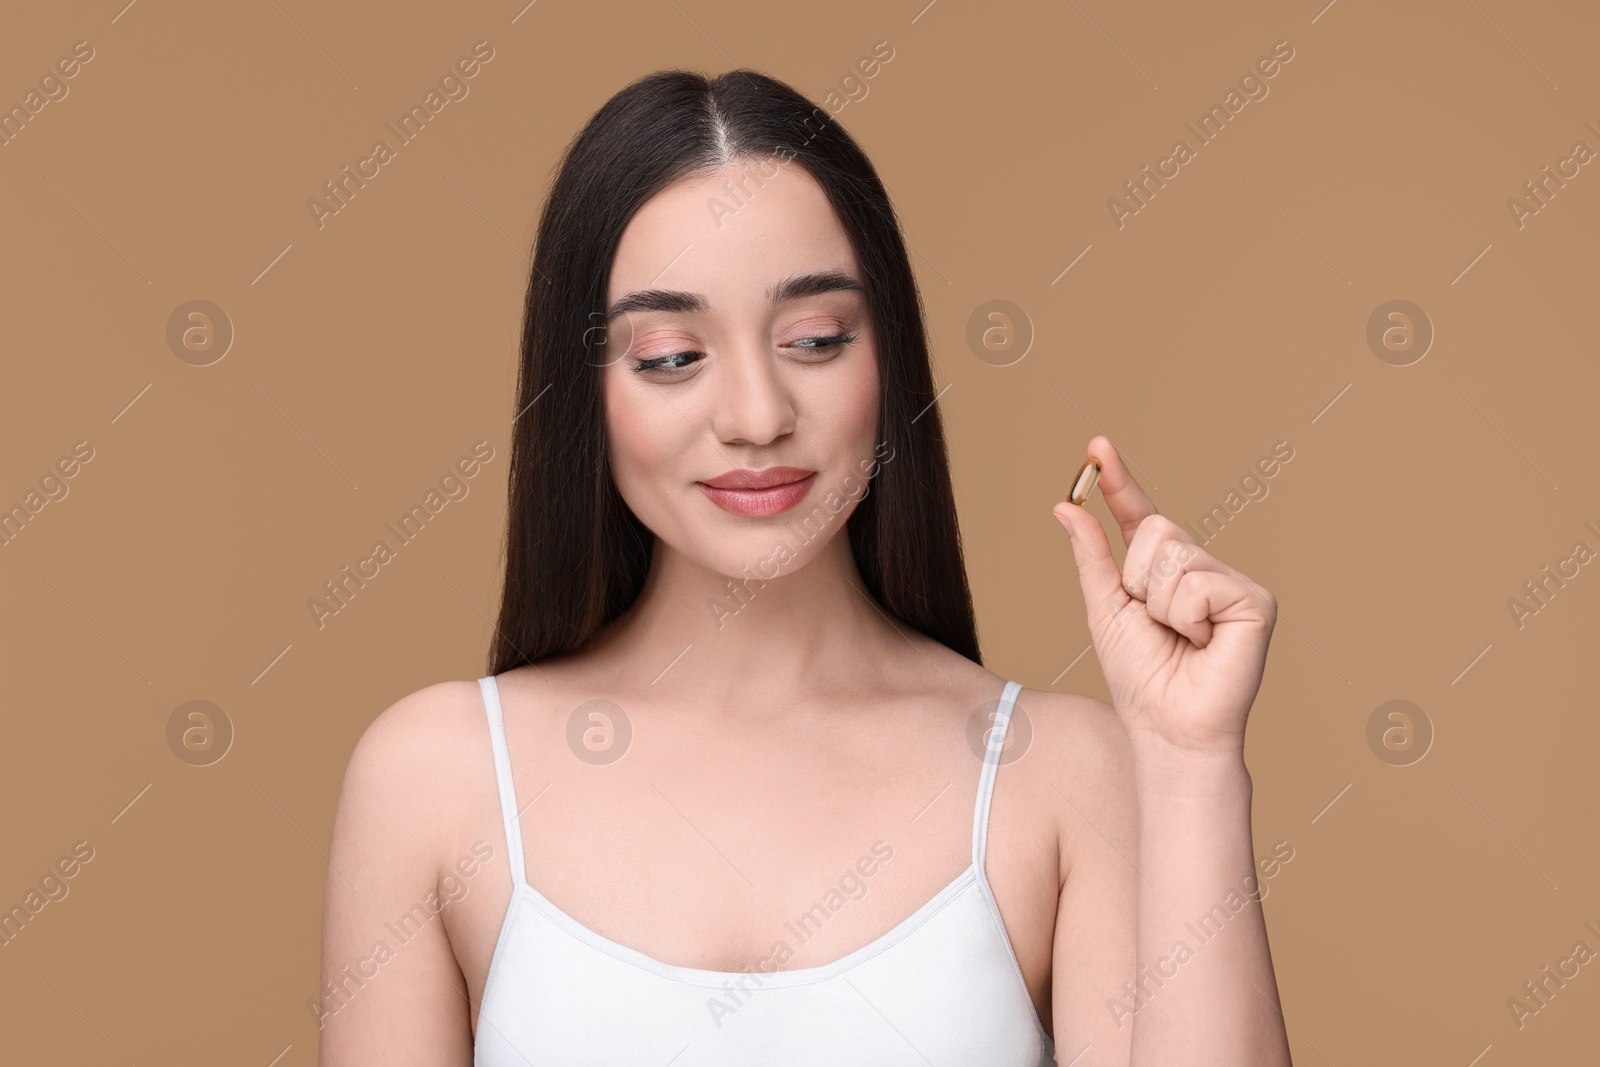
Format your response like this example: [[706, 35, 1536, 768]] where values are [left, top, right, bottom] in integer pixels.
[[600, 156, 882, 581]]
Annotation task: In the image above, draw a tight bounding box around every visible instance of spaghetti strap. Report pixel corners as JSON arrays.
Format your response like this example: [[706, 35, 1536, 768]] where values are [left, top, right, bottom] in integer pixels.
[[971, 680, 1023, 869], [478, 675, 527, 890]]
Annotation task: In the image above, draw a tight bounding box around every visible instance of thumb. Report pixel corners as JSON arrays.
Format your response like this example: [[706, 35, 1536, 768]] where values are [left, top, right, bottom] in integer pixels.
[[1052, 500, 1128, 632]]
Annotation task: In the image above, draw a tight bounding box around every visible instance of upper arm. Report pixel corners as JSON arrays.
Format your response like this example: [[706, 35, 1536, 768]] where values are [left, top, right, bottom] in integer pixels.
[[1047, 695, 1139, 1067], [318, 681, 481, 1066]]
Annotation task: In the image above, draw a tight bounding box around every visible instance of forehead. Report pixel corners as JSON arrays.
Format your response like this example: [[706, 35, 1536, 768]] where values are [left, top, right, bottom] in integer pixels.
[[607, 158, 859, 307]]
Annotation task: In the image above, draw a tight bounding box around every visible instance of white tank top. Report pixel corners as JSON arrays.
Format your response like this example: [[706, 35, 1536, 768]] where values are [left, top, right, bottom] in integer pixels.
[[473, 674, 1057, 1065]]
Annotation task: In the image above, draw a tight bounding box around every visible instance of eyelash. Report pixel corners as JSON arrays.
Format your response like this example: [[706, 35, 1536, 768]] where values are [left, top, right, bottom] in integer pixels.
[[629, 334, 858, 376]]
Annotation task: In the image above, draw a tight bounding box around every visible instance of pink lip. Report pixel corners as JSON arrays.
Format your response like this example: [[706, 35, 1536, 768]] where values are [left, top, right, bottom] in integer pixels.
[[697, 469, 816, 517]]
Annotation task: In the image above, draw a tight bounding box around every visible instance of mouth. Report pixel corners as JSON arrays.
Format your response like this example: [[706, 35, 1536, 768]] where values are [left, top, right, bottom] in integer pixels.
[[697, 467, 816, 518]]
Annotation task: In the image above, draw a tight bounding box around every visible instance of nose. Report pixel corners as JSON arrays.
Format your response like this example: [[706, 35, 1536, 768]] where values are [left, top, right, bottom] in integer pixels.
[[708, 338, 798, 447]]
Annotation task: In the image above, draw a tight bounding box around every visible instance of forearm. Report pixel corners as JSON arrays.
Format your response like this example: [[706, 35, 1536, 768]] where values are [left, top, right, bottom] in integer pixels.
[[1126, 735, 1291, 1066]]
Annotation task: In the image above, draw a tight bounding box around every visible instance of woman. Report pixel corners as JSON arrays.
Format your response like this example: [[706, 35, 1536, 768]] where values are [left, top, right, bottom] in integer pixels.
[[319, 68, 1291, 1066]]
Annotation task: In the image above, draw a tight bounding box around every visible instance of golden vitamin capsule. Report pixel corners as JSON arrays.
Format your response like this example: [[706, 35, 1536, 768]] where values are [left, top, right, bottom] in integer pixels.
[[1068, 459, 1101, 506]]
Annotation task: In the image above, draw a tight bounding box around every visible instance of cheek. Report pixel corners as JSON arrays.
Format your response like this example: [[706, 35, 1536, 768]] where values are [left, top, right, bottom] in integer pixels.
[[832, 345, 880, 445], [603, 372, 691, 511], [603, 375, 655, 483]]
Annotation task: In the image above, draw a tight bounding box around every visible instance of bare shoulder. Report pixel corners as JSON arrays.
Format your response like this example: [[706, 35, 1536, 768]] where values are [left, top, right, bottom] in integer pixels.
[[321, 680, 503, 1050], [332, 678, 497, 871], [1014, 688, 1133, 787], [1005, 687, 1137, 877], [345, 678, 491, 783]]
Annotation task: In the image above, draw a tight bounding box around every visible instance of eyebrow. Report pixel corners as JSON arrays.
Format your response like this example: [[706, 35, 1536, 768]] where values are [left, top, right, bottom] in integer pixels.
[[603, 269, 865, 324]]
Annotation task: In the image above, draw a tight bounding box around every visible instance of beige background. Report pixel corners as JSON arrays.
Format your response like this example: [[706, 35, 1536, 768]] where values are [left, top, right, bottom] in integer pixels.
[[2, 0, 1597, 1062]]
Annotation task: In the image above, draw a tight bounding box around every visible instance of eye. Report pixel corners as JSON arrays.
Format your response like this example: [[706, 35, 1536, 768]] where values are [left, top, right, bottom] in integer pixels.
[[626, 333, 858, 379], [629, 350, 702, 377], [788, 333, 858, 357]]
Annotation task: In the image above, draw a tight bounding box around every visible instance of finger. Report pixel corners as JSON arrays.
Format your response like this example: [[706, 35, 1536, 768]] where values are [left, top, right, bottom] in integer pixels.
[[1150, 564, 1215, 645], [1086, 435, 1160, 548], [1157, 569, 1275, 650], [1143, 538, 1234, 620], [1123, 517, 1235, 599], [1052, 498, 1131, 635]]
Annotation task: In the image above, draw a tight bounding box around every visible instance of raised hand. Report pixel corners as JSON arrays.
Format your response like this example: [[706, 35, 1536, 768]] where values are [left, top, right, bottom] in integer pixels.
[[1051, 435, 1278, 757]]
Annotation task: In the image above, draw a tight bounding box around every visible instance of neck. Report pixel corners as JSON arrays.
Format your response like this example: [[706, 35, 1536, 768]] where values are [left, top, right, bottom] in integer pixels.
[[584, 531, 897, 707]]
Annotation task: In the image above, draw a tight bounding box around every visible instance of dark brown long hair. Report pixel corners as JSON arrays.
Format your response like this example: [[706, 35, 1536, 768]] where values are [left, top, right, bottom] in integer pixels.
[[489, 68, 980, 674]]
